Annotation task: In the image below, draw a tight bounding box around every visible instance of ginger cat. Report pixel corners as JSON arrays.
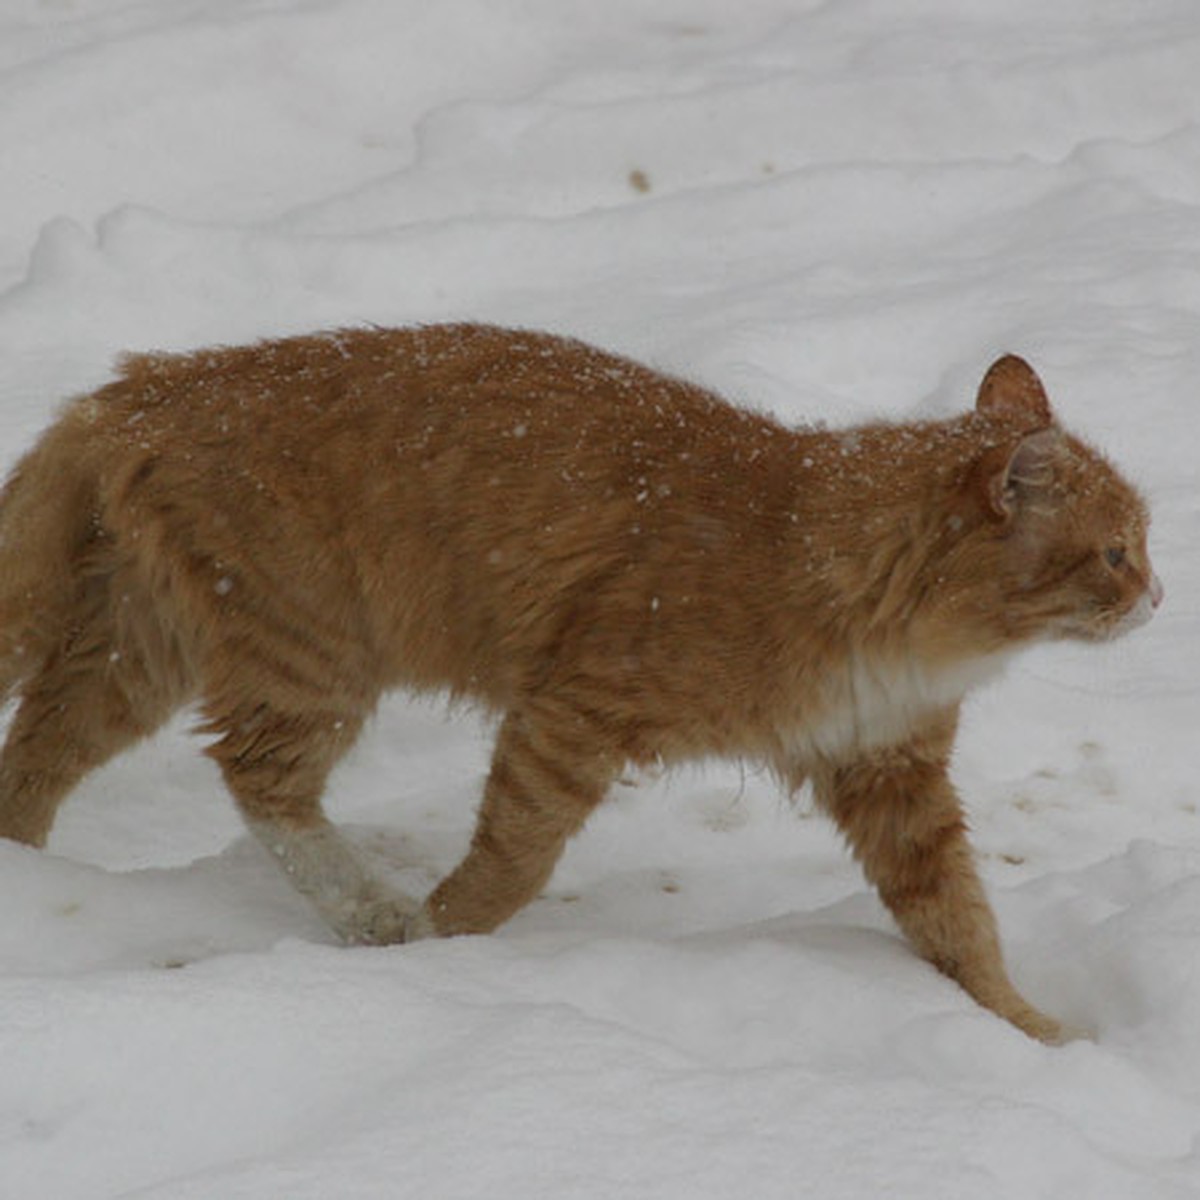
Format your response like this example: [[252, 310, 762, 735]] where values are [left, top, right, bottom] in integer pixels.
[[0, 325, 1160, 1042]]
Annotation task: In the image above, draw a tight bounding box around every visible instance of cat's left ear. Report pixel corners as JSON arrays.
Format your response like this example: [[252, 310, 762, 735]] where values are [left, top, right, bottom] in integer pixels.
[[975, 355, 1054, 428], [977, 428, 1066, 523]]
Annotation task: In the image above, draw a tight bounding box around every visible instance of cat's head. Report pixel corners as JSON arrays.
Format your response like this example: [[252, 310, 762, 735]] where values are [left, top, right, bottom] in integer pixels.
[[963, 355, 1162, 645]]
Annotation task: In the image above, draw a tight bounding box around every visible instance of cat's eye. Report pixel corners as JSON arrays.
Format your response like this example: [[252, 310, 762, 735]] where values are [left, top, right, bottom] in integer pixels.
[[1104, 547, 1126, 569]]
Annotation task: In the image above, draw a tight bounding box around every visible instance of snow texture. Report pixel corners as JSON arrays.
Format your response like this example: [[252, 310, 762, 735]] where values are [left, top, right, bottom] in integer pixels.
[[1, 2, 1199, 1197]]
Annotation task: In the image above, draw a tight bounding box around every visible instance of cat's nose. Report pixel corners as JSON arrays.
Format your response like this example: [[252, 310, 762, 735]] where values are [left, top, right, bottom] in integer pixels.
[[1149, 573, 1164, 609]]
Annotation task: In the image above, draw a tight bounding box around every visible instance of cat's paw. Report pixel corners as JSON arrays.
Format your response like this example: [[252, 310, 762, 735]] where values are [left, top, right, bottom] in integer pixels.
[[1038, 1017, 1096, 1047], [334, 892, 420, 947], [338, 898, 448, 945], [1015, 1006, 1094, 1046]]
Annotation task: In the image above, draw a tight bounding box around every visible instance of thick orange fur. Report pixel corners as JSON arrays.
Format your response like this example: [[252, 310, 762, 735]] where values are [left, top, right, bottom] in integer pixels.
[[0, 325, 1160, 1040]]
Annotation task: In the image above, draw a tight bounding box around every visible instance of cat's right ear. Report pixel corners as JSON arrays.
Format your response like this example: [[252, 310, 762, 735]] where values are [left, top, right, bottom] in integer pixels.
[[976, 428, 1065, 523], [975, 355, 1053, 428]]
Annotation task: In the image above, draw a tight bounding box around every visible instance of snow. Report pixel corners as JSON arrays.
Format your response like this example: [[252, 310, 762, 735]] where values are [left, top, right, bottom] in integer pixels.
[[1, 1, 1199, 1196]]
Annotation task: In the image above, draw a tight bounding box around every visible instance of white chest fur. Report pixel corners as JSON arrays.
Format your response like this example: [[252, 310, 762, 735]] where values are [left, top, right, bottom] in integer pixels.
[[786, 650, 1011, 763]]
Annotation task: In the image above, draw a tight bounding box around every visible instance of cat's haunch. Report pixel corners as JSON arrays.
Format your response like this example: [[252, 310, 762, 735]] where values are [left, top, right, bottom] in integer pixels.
[[0, 325, 1159, 1043]]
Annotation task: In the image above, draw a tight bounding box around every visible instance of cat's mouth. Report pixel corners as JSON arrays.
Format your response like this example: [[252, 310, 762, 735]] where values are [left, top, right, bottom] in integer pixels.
[[1109, 590, 1161, 638], [1116, 572, 1164, 635], [1074, 578, 1163, 642]]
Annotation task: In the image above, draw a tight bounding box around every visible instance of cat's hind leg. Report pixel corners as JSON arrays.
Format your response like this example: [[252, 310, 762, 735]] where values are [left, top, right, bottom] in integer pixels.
[[412, 703, 618, 938], [813, 712, 1071, 1044], [205, 701, 422, 945]]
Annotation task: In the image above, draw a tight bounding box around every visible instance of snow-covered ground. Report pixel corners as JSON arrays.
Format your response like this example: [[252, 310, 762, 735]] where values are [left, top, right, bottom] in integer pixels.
[[1, 2, 1198, 1196]]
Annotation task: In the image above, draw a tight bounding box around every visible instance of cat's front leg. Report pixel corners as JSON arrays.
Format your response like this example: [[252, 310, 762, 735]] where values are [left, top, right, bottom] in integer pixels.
[[812, 713, 1072, 1044]]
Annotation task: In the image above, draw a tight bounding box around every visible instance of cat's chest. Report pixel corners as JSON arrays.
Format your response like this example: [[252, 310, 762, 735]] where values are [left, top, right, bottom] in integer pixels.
[[784, 651, 1010, 762]]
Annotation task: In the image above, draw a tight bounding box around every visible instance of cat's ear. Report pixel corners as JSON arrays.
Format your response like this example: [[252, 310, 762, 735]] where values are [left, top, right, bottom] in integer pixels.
[[975, 355, 1053, 428], [977, 428, 1066, 523]]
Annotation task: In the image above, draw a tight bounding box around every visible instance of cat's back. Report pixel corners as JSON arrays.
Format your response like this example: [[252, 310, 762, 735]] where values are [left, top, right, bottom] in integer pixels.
[[89, 323, 747, 443], [67, 324, 801, 704], [80, 322, 792, 534]]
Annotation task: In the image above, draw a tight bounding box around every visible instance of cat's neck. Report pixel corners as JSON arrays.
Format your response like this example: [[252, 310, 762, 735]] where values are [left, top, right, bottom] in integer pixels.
[[777, 413, 999, 617], [765, 412, 1032, 725]]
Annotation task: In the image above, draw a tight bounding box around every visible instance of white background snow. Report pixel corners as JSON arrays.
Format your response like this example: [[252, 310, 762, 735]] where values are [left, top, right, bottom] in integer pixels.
[[1, 1, 1198, 1196]]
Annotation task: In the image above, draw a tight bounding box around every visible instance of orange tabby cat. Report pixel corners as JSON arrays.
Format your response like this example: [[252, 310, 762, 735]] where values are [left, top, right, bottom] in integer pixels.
[[0, 325, 1159, 1042]]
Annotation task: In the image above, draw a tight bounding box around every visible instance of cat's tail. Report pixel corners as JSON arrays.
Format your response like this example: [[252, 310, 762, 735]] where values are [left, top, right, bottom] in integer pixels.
[[0, 402, 103, 704]]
